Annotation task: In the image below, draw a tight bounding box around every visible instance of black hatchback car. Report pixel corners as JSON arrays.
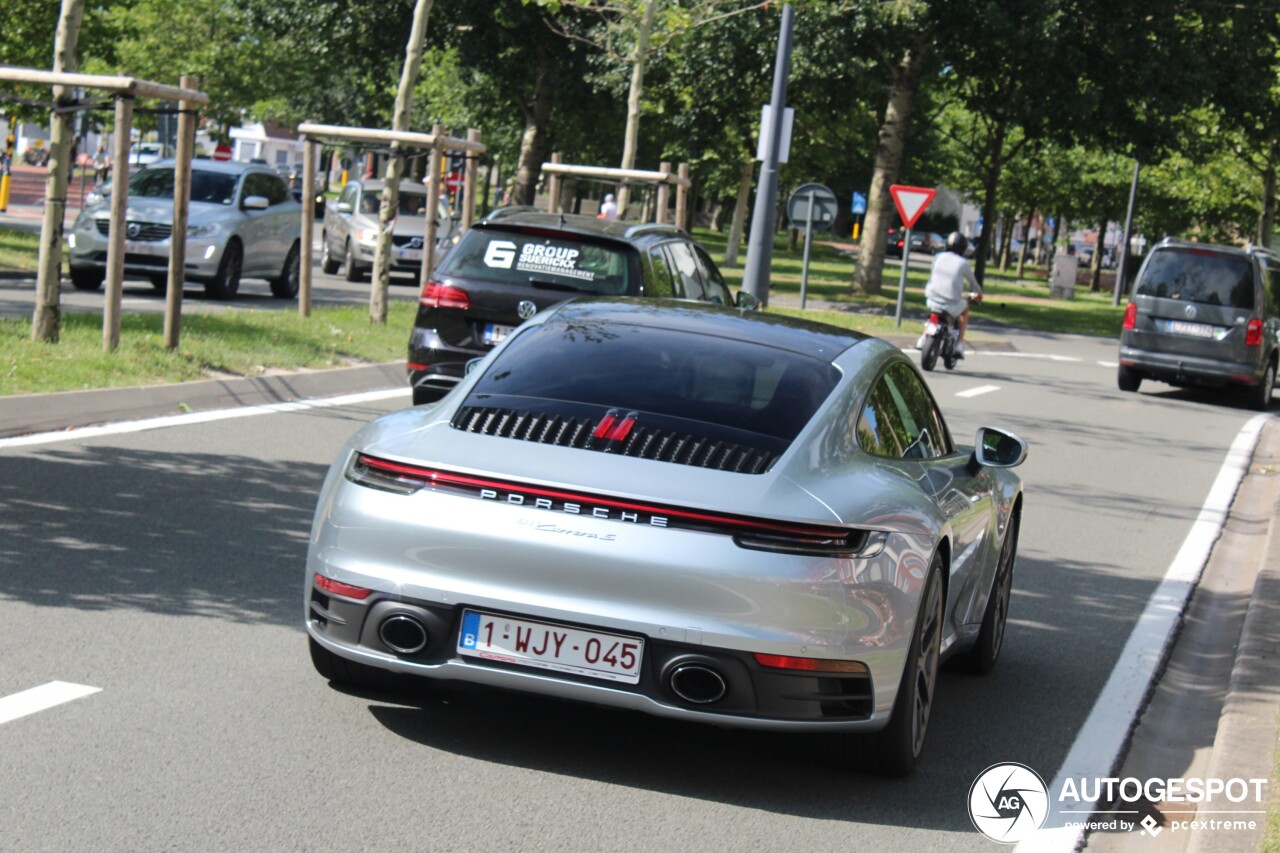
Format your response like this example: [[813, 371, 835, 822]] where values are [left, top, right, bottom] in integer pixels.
[[407, 208, 755, 403], [1118, 238, 1280, 409]]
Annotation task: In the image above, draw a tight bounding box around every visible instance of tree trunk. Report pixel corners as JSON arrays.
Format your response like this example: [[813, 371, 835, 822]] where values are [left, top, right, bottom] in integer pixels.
[[1015, 208, 1033, 279], [370, 0, 434, 326], [1090, 221, 1105, 291], [724, 159, 754, 267], [32, 0, 86, 344], [972, 118, 1009, 285], [614, 0, 657, 218], [513, 49, 556, 207], [852, 36, 932, 296], [1258, 140, 1277, 249]]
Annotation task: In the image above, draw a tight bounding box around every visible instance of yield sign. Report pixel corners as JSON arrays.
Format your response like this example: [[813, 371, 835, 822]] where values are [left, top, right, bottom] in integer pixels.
[[889, 184, 937, 229]]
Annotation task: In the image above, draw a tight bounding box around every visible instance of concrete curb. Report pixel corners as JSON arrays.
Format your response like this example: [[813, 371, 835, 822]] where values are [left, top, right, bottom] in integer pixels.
[[1187, 425, 1280, 853], [0, 361, 407, 438]]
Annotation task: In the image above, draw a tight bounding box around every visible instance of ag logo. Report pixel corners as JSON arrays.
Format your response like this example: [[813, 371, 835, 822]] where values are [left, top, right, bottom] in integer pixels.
[[968, 762, 1049, 843], [484, 239, 517, 269]]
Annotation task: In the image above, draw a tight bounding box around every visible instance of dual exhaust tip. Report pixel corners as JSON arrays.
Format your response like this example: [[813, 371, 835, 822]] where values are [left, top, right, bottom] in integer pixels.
[[379, 615, 729, 706]]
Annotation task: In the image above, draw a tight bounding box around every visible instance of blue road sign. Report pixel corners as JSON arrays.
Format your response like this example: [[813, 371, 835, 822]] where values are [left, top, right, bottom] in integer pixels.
[[851, 191, 867, 215]]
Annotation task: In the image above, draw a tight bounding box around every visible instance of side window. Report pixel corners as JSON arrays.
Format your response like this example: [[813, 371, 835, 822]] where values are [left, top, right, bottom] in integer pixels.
[[857, 379, 910, 459], [856, 363, 951, 459], [338, 183, 358, 210], [241, 173, 268, 202], [1264, 260, 1280, 318], [692, 245, 732, 305], [884, 363, 950, 459], [264, 174, 289, 205], [644, 248, 677, 298], [664, 242, 705, 300]]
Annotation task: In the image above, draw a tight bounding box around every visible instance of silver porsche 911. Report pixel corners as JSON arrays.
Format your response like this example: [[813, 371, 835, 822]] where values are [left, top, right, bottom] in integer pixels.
[[305, 298, 1027, 776]]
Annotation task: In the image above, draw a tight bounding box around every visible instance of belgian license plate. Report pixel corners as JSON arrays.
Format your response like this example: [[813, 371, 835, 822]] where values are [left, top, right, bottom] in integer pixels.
[[124, 240, 159, 256], [483, 323, 515, 345], [1166, 320, 1213, 338], [395, 247, 422, 262], [458, 610, 643, 684]]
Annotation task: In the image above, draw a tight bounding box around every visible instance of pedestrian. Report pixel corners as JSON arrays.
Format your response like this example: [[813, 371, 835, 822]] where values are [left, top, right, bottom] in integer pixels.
[[599, 193, 618, 220], [93, 145, 108, 185]]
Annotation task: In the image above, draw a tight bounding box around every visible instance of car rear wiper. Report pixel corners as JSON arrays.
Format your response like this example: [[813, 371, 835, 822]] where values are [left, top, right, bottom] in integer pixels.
[[529, 277, 589, 293]]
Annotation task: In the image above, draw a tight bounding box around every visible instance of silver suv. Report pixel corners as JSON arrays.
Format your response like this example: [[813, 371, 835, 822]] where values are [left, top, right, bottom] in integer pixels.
[[1118, 238, 1279, 409], [319, 179, 455, 282]]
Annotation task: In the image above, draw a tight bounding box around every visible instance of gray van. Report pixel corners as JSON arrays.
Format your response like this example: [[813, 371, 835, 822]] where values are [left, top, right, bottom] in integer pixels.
[[1118, 239, 1279, 410]]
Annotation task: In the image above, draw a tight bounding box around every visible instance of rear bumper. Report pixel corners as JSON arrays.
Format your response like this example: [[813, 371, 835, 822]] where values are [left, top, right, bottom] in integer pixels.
[[1118, 344, 1265, 386], [407, 326, 479, 401]]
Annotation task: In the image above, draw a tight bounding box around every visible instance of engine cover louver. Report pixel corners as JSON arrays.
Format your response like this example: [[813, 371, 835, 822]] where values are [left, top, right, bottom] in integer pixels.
[[451, 405, 778, 474]]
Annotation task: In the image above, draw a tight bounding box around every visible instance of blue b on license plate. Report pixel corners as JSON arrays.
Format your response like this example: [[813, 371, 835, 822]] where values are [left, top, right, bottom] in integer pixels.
[[458, 610, 643, 684]]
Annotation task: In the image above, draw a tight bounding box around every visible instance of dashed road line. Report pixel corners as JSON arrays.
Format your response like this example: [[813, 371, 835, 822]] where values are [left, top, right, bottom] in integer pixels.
[[0, 681, 101, 726], [956, 385, 1001, 398]]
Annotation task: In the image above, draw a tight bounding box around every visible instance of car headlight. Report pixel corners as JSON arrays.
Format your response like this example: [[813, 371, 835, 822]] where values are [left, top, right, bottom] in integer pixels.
[[354, 227, 376, 244], [187, 223, 220, 238]]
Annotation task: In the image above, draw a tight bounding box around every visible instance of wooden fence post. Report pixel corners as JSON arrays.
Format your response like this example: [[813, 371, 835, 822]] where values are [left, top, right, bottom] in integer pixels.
[[462, 128, 480, 231], [421, 124, 444, 290], [163, 74, 197, 348], [102, 93, 133, 353], [299, 135, 316, 317], [676, 163, 690, 230], [548, 152, 562, 213], [655, 162, 671, 224]]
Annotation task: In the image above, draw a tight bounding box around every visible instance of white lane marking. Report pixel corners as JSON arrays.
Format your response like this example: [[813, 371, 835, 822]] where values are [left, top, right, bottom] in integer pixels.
[[973, 351, 1083, 363], [0, 387, 410, 450], [0, 681, 101, 725], [1098, 360, 1118, 368], [1016, 413, 1272, 853], [955, 385, 1000, 398]]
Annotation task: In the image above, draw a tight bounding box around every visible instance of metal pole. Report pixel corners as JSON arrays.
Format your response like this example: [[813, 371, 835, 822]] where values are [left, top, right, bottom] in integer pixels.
[[299, 136, 316, 317], [1113, 160, 1141, 306], [163, 74, 197, 348], [800, 191, 814, 310], [741, 3, 794, 308], [894, 226, 912, 327]]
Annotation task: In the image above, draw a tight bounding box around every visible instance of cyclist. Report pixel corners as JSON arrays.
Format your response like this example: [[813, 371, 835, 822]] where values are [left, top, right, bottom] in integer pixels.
[[921, 232, 982, 356]]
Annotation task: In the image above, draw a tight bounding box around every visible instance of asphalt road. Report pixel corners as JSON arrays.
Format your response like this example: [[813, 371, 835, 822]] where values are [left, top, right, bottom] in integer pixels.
[[0, 331, 1266, 851]]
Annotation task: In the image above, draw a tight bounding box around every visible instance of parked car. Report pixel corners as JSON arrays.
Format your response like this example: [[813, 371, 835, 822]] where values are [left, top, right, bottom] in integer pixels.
[[67, 159, 302, 300], [130, 142, 164, 167], [307, 297, 1027, 776], [320, 178, 455, 283], [406, 207, 756, 403], [1118, 238, 1280, 409], [914, 231, 946, 255]]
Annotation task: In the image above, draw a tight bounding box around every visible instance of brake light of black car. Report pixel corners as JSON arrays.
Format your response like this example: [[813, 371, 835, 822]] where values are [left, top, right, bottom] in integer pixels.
[[419, 280, 470, 310], [1122, 303, 1137, 330], [1245, 318, 1263, 347]]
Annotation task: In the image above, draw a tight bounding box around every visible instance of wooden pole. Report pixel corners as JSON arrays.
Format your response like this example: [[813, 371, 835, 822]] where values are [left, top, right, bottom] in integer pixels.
[[102, 94, 133, 352], [163, 75, 197, 349], [655, 162, 671, 224], [547, 152, 562, 213], [676, 163, 690, 230], [462, 128, 480, 232], [299, 137, 316, 317], [421, 123, 444, 291], [31, 0, 86, 344]]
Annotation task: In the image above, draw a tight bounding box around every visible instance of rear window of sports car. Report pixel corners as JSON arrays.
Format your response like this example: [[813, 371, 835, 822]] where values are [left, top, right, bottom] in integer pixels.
[[437, 229, 633, 296], [465, 320, 839, 442]]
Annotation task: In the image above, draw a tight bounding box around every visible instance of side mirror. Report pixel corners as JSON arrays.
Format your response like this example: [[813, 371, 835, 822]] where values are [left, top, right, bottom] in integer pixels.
[[971, 427, 1028, 470], [735, 290, 760, 311], [335, 201, 353, 214], [242, 195, 269, 211]]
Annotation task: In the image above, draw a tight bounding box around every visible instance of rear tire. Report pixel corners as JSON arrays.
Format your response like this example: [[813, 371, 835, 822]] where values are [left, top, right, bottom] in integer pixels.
[[920, 335, 940, 371], [205, 240, 242, 300], [862, 553, 944, 777], [70, 266, 104, 292], [309, 637, 407, 692], [1117, 364, 1142, 392], [1250, 361, 1275, 411], [958, 514, 1018, 675], [270, 241, 300, 299]]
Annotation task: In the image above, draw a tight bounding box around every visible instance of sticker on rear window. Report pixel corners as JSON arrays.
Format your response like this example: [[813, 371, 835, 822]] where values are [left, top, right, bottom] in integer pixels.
[[484, 240, 517, 269], [516, 244, 594, 281]]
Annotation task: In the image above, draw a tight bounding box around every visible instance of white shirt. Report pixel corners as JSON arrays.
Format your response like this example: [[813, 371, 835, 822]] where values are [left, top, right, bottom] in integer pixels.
[[600, 199, 618, 220], [924, 251, 980, 307]]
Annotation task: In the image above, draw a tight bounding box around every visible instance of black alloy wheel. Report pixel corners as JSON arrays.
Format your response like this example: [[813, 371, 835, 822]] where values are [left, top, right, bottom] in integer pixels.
[[270, 241, 301, 299], [205, 240, 243, 300], [958, 514, 1019, 675]]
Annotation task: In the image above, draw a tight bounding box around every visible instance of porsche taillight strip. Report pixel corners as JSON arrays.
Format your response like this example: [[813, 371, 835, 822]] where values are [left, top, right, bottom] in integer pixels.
[[351, 453, 855, 544]]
